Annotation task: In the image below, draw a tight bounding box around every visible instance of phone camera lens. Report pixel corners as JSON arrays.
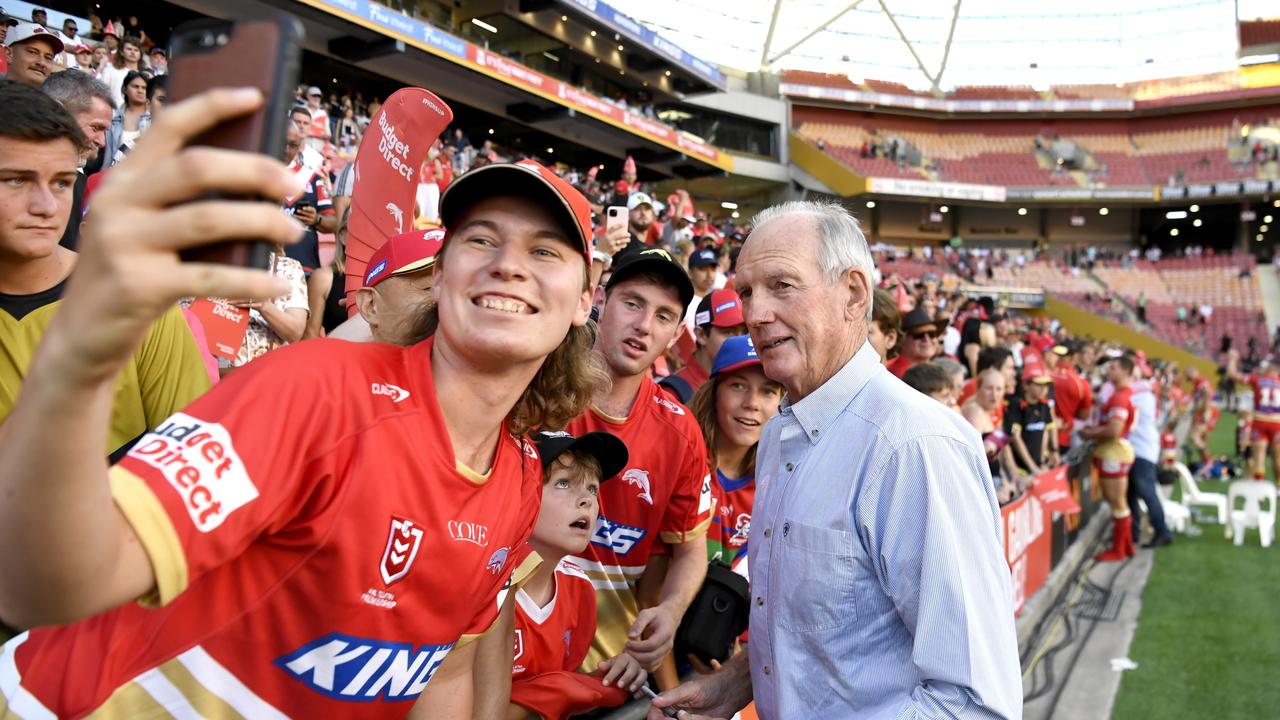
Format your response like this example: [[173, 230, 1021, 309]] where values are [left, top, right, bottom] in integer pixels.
[[201, 32, 215, 46], [217, 33, 229, 45]]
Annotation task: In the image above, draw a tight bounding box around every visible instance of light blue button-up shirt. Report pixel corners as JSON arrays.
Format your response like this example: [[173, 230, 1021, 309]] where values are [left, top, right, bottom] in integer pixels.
[[748, 342, 1022, 719]]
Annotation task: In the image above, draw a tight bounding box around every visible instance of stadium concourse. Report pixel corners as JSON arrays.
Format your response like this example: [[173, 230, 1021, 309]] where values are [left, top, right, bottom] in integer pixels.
[[2, 0, 1280, 717]]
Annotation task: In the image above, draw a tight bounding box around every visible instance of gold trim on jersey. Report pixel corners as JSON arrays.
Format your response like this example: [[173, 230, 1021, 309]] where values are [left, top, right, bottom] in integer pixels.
[[109, 465, 188, 607], [455, 459, 493, 486], [660, 517, 711, 546]]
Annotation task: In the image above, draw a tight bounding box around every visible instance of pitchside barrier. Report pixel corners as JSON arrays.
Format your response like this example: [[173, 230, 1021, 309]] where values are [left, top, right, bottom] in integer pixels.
[[596, 447, 1108, 718]]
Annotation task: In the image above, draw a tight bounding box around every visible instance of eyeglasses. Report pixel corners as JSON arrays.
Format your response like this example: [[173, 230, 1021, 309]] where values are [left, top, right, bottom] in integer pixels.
[[909, 332, 939, 341]]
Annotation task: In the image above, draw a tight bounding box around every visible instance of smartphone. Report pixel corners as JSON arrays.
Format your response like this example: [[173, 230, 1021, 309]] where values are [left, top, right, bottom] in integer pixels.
[[606, 205, 628, 238], [167, 16, 304, 269]]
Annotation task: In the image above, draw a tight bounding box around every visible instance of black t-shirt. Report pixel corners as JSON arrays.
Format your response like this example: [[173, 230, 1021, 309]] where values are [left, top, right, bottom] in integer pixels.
[[322, 271, 348, 333], [0, 278, 68, 321], [1004, 399, 1053, 471]]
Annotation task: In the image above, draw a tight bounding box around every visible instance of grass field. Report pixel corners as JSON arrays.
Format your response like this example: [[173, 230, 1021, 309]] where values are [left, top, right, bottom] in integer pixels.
[[1112, 412, 1280, 718]]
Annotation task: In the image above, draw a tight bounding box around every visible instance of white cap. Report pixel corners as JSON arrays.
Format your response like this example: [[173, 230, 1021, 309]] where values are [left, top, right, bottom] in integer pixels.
[[307, 86, 323, 96], [6, 21, 64, 53], [627, 192, 654, 211]]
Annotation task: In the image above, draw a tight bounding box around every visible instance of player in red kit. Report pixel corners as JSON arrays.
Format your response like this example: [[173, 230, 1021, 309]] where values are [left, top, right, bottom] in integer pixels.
[[508, 430, 647, 720], [0, 91, 598, 718], [1081, 355, 1139, 561], [567, 247, 713, 683], [1227, 351, 1280, 482]]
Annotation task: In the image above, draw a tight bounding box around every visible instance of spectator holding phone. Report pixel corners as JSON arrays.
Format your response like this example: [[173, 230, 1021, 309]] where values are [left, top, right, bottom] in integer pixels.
[[281, 121, 336, 271], [0, 86, 601, 717]]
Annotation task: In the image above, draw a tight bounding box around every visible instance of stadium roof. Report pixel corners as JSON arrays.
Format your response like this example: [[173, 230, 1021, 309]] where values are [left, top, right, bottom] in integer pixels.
[[607, 0, 1279, 91]]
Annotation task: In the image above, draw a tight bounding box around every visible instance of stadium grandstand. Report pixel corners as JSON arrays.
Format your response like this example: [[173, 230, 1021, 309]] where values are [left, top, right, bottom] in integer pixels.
[[1, 0, 1279, 717]]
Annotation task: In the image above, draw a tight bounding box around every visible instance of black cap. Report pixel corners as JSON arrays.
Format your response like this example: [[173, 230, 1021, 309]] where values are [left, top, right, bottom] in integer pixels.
[[532, 430, 628, 481], [689, 247, 718, 268], [901, 306, 941, 334], [605, 246, 695, 315]]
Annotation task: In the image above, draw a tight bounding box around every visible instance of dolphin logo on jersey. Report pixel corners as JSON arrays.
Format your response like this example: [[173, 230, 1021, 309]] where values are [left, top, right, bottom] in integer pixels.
[[380, 516, 424, 586], [486, 547, 509, 574], [386, 202, 405, 233], [622, 468, 654, 505]]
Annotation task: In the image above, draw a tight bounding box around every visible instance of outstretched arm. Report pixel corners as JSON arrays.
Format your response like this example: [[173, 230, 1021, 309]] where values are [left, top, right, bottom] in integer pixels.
[[0, 89, 301, 627]]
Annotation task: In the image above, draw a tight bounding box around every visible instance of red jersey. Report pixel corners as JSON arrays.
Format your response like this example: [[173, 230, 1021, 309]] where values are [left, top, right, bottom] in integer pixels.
[[1103, 385, 1138, 438], [1052, 366, 1092, 448], [2, 338, 542, 718], [1250, 373, 1280, 425], [885, 354, 914, 379], [566, 376, 712, 667], [512, 559, 595, 681], [707, 470, 754, 567]]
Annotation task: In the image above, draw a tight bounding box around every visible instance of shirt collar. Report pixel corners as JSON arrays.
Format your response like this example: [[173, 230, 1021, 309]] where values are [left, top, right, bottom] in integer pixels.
[[780, 341, 881, 444]]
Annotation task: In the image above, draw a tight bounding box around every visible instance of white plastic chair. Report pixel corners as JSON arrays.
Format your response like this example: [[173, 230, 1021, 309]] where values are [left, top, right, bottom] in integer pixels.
[[1227, 481, 1277, 548], [1173, 462, 1228, 526]]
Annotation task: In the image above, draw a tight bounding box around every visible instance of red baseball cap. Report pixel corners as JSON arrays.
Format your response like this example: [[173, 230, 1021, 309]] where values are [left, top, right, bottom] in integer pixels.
[[364, 228, 445, 288], [694, 288, 744, 328], [1023, 364, 1054, 384], [439, 160, 592, 268]]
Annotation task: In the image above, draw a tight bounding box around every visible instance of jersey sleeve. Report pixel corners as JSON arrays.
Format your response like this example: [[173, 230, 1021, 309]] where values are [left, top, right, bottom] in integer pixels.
[[110, 344, 339, 607], [134, 305, 214, 433], [658, 423, 712, 545]]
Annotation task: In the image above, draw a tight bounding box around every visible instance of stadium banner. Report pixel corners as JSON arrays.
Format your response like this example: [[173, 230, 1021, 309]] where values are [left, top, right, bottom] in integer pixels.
[[780, 83, 1135, 114], [295, 0, 733, 172], [1159, 178, 1280, 201], [1001, 486, 1052, 616], [1005, 187, 1157, 201], [557, 0, 725, 89], [868, 177, 1006, 202], [959, 284, 1046, 309]]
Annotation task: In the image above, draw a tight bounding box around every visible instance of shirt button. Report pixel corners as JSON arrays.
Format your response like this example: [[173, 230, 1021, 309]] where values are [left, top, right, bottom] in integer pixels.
[[764, 528, 772, 538], [785, 462, 794, 472], [811, 429, 819, 437], [756, 596, 764, 606], [763, 665, 771, 675]]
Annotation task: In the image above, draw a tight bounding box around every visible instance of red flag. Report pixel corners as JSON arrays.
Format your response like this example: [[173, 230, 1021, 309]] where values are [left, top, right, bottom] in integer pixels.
[[344, 89, 453, 316], [1031, 465, 1080, 515], [510, 670, 629, 719]]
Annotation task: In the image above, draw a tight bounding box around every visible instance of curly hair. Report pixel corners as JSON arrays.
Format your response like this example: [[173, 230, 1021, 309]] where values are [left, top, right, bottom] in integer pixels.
[[406, 237, 607, 435], [688, 375, 761, 478]]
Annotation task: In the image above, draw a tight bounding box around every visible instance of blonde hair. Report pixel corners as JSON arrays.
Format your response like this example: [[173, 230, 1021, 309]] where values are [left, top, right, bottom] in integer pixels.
[[407, 236, 607, 435]]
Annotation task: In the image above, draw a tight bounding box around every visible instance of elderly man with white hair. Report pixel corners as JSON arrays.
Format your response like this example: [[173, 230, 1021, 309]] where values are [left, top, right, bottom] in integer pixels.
[[649, 201, 1021, 720]]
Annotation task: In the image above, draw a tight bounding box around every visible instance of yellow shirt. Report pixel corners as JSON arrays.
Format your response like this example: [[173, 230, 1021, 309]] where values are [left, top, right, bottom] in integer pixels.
[[0, 296, 212, 456]]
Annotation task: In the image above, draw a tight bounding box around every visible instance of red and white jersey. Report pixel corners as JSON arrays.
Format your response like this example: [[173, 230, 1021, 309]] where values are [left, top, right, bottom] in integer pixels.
[[1103, 385, 1138, 439], [1, 337, 542, 718], [512, 559, 595, 681], [1249, 373, 1280, 425], [566, 376, 712, 667]]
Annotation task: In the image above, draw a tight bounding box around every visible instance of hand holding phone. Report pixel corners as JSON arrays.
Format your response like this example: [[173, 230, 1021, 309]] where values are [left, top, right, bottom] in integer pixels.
[[168, 16, 304, 268], [602, 205, 630, 254]]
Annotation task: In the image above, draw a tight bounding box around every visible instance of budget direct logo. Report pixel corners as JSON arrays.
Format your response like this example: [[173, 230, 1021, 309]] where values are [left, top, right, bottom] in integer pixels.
[[127, 413, 258, 532], [276, 633, 454, 701]]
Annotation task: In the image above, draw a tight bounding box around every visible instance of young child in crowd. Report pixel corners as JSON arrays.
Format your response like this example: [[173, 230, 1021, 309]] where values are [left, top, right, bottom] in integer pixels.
[[508, 430, 647, 720]]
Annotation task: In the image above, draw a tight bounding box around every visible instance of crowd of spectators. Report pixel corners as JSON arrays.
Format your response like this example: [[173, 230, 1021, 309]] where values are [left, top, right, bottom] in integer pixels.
[[0, 6, 1269, 716]]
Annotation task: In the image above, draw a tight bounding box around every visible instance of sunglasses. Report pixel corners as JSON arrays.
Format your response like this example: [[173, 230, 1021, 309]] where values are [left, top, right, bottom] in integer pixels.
[[909, 331, 940, 340]]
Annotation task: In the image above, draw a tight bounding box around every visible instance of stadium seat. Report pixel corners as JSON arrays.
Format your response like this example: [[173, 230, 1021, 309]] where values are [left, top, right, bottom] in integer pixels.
[[1227, 481, 1277, 547], [1174, 462, 1228, 524]]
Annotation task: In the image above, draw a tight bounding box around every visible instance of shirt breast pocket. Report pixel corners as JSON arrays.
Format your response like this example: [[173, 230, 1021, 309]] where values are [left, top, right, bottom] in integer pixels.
[[776, 519, 857, 633]]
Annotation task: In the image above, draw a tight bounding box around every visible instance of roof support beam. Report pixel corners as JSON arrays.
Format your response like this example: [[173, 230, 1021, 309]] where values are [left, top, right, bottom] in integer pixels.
[[759, 0, 785, 70], [767, 0, 866, 66], [933, 0, 963, 93], [877, 0, 938, 91]]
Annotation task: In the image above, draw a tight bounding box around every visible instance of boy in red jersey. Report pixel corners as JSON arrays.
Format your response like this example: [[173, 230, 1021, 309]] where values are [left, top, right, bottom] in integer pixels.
[[1081, 355, 1139, 562], [566, 247, 712, 680], [0, 90, 598, 718], [1227, 351, 1280, 482], [508, 430, 647, 720]]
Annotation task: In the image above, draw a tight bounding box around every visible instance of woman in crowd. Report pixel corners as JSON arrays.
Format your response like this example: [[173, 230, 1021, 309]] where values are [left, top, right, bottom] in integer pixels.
[[689, 335, 783, 570], [963, 367, 1021, 502], [106, 71, 149, 165], [98, 35, 144, 107], [304, 207, 352, 339]]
